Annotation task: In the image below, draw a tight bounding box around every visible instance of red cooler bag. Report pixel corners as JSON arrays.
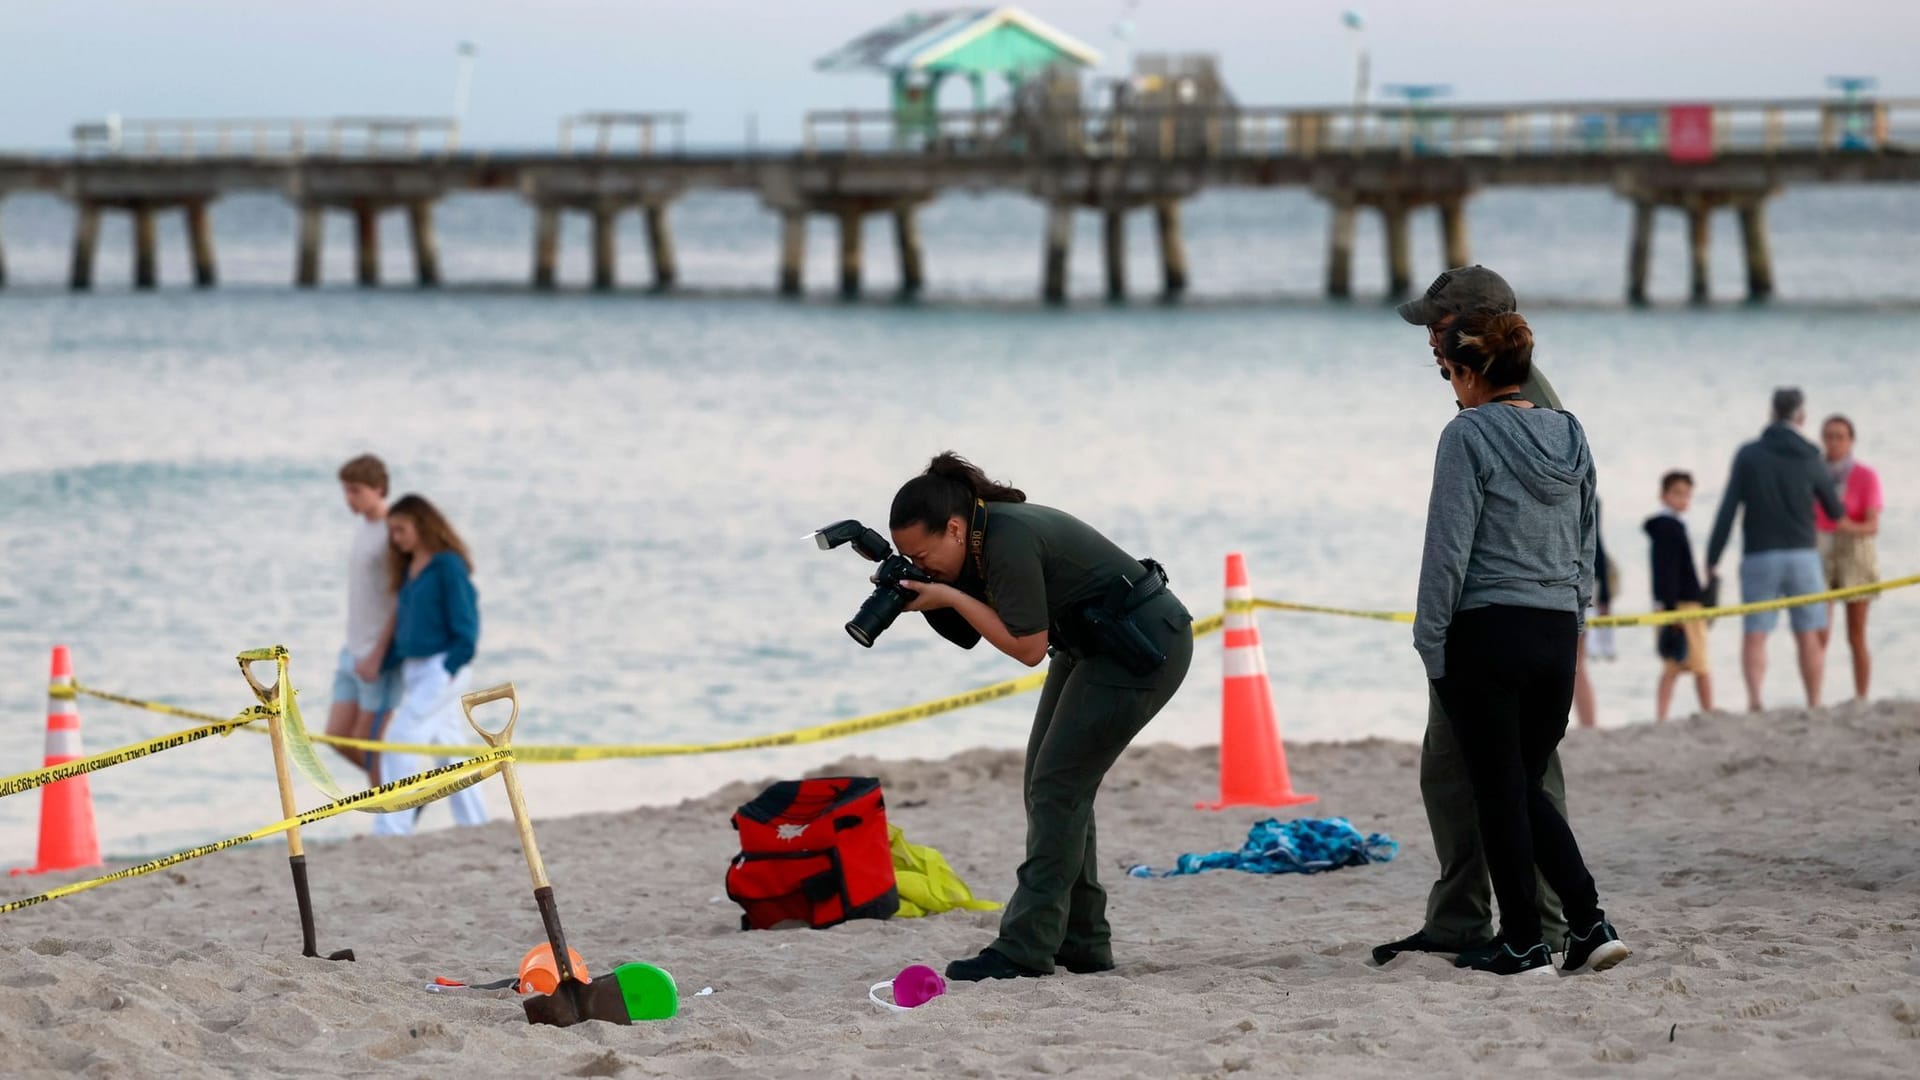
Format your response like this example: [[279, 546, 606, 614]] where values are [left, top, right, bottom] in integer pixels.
[[725, 776, 900, 930]]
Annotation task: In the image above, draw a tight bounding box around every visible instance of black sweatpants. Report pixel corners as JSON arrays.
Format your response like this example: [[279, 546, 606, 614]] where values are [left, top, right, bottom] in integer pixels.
[[1431, 605, 1603, 949]]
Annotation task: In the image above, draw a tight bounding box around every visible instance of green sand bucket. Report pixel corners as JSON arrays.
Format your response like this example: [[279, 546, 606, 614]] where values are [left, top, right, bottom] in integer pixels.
[[609, 962, 678, 1021]]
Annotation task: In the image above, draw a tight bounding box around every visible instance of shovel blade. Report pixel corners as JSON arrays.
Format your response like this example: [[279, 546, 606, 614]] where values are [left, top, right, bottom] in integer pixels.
[[522, 977, 632, 1027]]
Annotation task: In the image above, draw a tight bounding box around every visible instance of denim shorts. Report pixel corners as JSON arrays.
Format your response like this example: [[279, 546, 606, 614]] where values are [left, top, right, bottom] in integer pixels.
[[331, 647, 398, 713], [1738, 549, 1828, 634]]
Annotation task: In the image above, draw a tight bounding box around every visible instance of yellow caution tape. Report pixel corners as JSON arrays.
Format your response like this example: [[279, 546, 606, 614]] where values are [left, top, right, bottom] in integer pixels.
[[68, 683, 235, 727], [0, 751, 508, 916], [0, 707, 269, 800], [1589, 573, 1919, 628], [1248, 598, 1415, 624], [316, 669, 1058, 762], [1233, 572, 1918, 630], [86, 573, 1912, 771], [235, 647, 452, 814]]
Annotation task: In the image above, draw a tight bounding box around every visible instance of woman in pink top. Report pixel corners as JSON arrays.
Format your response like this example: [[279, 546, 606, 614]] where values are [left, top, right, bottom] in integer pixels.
[[1815, 415, 1882, 700]]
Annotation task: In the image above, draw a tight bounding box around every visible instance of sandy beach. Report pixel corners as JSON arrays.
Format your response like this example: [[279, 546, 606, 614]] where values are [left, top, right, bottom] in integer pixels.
[[4, 700, 1917, 1079]]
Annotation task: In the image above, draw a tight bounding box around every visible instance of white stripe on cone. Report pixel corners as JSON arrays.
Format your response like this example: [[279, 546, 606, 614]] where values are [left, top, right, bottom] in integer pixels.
[[1223, 645, 1268, 679], [44, 728, 83, 759]]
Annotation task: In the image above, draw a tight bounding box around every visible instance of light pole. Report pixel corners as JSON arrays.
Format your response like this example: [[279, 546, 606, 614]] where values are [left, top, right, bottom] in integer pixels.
[[1344, 11, 1368, 147], [1111, 0, 1140, 106], [452, 42, 478, 146]]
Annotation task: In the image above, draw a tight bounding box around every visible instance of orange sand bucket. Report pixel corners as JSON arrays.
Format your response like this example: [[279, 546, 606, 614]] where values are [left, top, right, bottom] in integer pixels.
[[518, 944, 590, 995]]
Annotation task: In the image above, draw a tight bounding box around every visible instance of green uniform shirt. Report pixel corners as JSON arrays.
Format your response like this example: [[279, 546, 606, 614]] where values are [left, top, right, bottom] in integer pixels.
[[977, 502, 1146, 638]]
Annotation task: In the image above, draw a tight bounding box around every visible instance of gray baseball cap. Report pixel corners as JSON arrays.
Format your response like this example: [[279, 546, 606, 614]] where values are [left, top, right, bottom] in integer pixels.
[[1396, 265, 1518, 325]]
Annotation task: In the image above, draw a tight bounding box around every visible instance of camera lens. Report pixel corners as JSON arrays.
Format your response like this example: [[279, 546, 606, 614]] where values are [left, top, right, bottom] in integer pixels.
[[846, 584, 910, 648]]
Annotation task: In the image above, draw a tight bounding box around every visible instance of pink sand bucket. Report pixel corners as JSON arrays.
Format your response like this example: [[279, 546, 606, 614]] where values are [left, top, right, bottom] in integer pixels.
[[869, 964, 946, 1012]]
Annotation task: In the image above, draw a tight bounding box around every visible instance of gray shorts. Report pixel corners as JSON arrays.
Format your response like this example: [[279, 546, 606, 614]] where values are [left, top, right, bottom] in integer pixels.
[[331, 647, 398, 713], [1739, 549, 1828, 634]]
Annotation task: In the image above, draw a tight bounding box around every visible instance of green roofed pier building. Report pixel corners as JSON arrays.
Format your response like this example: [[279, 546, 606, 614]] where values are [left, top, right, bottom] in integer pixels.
[[816, 7, 1101, 145]]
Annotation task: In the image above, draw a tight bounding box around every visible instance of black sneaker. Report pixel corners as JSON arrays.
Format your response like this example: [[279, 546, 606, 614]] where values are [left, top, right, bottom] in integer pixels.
[[1562, 919, 1631, 973], [1466, 941, 1555, 976], [945, 948, 1051, 983], [1373, 930, 1489, 966], [1451, 938, 1505, 969], [1054, 949, 1114, 975]]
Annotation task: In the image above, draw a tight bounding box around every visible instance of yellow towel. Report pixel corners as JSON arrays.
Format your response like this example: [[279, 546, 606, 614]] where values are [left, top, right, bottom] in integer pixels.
[[889, 825, 1002, 918]]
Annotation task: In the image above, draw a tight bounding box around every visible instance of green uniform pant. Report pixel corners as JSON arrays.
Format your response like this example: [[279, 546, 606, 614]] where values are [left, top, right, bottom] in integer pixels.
[[1421, 683, 1570, 951], [991, 594, 1194, 971]]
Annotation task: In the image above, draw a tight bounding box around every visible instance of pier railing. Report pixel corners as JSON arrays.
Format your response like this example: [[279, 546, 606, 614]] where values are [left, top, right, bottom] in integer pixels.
[[802, 98, 1920, 159], [70, 117, 463, 158], [557, 112, 688, 157]]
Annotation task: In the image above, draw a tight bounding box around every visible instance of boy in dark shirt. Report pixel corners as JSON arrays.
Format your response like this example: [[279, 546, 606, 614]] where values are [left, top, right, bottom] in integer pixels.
[[1644, 471, 1715, 721]]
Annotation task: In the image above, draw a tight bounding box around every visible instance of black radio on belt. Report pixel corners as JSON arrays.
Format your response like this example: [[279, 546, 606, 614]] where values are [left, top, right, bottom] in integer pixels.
[[1056, 560, 1172, 676]]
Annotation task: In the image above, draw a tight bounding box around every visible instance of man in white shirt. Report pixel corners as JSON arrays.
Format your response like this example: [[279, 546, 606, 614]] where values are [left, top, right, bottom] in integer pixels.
[[328, 454, 398, 778]]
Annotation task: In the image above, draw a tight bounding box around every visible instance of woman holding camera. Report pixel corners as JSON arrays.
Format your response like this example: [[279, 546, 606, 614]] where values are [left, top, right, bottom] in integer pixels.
[[885, 452, 1193, 982], [1412, 313, 1628, 976]]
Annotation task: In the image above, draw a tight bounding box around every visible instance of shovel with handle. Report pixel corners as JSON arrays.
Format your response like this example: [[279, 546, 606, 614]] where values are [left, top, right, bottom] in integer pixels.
[[239, 649, 354, 962], [462, 682, 630, 1027]]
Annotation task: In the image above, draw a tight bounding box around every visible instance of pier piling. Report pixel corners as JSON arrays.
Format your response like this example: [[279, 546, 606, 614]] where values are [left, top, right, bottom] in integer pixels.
[[893, 205, 924, 297], [1042, 202, 1072, 305], [69, 203, 99, 291], [644, 203, 676, 291], [1103, 209, 1127, 302], [185, 201, 217, 288], [1438, 198, 1470, 269], [408, 201, 440, 287], [591, 205, 617, 291], [296, 204, 323, 288], [1155, 200, 1188, 299], [1738, 198, 1774, 302], [1383, 201, 1412, 300], [778, 211, 806, 297], [532, 204, 559, 290], [1627, 198, 1655, 307], [1326, 199, 1355, 299], [132, 204, 158, 289], [1687, 199, 1712, 305], [837, 209, 863, 299], [354, 204, 380, 287]]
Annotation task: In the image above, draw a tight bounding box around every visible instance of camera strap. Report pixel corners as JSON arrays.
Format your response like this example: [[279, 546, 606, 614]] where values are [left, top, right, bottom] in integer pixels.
[[968, 499, 988, 582]]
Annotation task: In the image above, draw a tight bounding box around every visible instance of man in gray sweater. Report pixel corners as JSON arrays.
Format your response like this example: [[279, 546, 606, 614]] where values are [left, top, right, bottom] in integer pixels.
[[1706, 388, 1845, 711], [1373, 266, 1574, 965]]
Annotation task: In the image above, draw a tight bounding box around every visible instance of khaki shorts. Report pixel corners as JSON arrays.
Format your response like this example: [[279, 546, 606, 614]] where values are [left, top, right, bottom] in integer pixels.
[[1658, 602, 1711, 675], [1818, 531, 1880, 596]]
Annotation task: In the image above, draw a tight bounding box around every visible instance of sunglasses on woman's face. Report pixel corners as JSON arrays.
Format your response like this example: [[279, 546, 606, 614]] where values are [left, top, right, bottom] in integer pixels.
[[1437, 362, 1456, 381]]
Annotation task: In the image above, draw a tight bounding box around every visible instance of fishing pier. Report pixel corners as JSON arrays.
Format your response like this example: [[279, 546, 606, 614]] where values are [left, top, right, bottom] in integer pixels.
[[1, 97, 1916, 304]]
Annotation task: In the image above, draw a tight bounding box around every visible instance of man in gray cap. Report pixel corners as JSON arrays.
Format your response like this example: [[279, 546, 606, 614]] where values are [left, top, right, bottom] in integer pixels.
[[1373, 265, 1573, 965]]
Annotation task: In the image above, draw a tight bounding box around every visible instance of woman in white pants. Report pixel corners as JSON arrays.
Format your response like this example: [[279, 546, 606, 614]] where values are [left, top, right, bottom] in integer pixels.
[[373, 494, 489, 837]]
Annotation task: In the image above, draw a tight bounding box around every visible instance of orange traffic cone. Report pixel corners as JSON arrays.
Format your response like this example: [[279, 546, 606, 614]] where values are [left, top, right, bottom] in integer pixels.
[[1197, 554, 1316, 811], [11, 646, 102, 876]]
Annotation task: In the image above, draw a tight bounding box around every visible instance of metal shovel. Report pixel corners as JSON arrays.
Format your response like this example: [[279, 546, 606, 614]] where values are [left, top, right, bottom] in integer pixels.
[[462, 682, 630, 1027], [239, 649, 354, 962]]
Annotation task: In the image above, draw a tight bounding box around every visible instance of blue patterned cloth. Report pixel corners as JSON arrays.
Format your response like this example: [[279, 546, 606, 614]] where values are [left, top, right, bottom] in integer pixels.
[[1130, 818, 1397, 878]]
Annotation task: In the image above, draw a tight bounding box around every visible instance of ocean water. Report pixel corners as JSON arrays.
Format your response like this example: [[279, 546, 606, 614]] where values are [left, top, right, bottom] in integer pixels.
[[2, 185, 1917, 859]]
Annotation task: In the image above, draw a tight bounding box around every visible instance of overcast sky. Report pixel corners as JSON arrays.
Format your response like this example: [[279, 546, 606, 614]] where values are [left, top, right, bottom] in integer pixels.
[[2, 1, 1914, 150]]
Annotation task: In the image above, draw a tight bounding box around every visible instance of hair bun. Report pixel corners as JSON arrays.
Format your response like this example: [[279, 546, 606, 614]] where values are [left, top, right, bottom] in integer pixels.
[[1484, 312, 1532, 354]]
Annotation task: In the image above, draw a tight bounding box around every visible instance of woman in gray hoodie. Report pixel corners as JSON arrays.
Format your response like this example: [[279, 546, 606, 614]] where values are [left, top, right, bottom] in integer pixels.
[[1412, 312, 1629, 977]]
